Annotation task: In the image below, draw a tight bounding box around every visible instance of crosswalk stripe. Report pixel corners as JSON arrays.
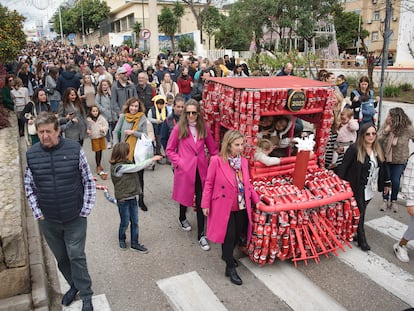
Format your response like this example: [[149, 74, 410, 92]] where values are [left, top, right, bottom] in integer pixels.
[[338, 248, 414, 306], [62, 294, 110, 311], [366, 215, 414, 249], [56, 262, 111, 310], [157, 271, 228, 311], [240, 258, 347, 311]]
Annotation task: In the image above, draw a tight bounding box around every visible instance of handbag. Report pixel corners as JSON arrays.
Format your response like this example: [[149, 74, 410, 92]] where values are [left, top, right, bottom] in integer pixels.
[[134, 134, 154, 163], [44, 77, 54, 95], [26, 106, 37, 135]]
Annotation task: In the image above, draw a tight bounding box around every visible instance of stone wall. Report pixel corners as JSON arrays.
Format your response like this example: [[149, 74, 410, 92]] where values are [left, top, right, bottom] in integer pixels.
[[0, 115, 30, 299]]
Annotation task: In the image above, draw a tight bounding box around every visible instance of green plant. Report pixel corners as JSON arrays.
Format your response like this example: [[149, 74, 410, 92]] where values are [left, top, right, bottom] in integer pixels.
[[400, 83, 412, 92], [178, 35, 195, 52], [383, 85, 401, 97]]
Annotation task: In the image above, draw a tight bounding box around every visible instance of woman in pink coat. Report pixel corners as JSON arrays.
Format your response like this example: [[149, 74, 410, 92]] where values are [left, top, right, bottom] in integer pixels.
[[166, 99, 219, 251], [202, 130, 260, 286]]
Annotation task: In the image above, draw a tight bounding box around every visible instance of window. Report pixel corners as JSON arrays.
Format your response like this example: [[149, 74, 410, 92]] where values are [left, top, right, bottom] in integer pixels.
[[372, 31, 379, 41], [373, 11, 380, 20]]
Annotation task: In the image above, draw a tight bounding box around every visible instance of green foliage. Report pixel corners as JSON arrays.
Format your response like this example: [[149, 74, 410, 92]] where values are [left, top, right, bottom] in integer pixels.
[[246, 50, 317, 76], [215, 0, 340, 53], [400, 83, 412, 92], [178, 35, 195, 52], [53, 0, 110, 36], [383, 85, 401, 97], [158, 2, 185, 52], [133, 22, 142, 35], [0, 4, 26, 61]]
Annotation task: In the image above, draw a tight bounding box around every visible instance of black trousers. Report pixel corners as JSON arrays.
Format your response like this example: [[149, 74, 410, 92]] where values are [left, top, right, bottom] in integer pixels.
[[222, 209, 247, 268], [179, 169, 204, 240]]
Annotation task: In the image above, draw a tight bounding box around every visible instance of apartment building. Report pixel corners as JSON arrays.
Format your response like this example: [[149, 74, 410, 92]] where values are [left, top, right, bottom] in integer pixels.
[[342, 0, 414, 67]]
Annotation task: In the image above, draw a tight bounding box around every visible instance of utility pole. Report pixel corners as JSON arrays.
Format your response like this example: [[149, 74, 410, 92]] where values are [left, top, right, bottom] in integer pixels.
[[378, 0, 392, 129]]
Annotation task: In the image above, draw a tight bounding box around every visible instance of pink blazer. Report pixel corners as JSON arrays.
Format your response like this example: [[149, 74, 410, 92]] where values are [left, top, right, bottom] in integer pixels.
[[201, 155, 260, 244], [166, 124, 218, 207]]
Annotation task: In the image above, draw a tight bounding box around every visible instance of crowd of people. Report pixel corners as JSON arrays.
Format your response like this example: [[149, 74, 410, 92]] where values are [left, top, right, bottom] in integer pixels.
[[1, 40, 413, 309]]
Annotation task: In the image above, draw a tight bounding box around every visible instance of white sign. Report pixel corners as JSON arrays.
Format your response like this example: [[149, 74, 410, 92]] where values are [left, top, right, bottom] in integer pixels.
[[140, 29, 151, 40]]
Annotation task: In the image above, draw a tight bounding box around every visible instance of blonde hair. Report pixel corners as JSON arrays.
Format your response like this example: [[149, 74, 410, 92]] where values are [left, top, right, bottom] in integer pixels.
[[340, 107, 354, 119], [257, 138, 273, 152], [220, 130, 244, 160]]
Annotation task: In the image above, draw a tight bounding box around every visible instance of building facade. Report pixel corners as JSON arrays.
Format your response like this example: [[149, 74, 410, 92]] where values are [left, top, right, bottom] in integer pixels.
[[342, 0, 414, 67]]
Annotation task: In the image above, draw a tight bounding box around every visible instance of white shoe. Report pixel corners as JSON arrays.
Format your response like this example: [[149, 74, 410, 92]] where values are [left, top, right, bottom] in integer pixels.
[[179, 219, 192, 231], [199, 236, 210, 251], [393, 242, 409, 262], [107, 142, 112, 149]]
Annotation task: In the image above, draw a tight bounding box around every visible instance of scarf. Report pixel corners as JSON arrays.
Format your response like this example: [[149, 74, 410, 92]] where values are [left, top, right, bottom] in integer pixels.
[[124, 112, 144, 160], [154, 103, 166, 121], [228, 156, 246, 210], [385, 131, 398, 162]]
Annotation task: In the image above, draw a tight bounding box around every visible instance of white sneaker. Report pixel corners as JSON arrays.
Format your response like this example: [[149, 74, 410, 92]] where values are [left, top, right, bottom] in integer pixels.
[[199, 236, 210, 251], [107, 142, 112, 149], [179, 219, 192, 231], [393, 242, 409, 262]]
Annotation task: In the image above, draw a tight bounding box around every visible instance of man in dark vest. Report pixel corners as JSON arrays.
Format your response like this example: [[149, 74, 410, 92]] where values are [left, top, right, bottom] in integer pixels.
[[24, 112, 96, 311]]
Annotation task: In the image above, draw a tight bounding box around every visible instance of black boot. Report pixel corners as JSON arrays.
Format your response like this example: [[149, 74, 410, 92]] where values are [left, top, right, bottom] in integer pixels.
[[82, 296, 94, 311], [357, 228, 370, 251], [139, 195, 148, 211], [225, 267, 242, 285], [61, 285, 78, 306]]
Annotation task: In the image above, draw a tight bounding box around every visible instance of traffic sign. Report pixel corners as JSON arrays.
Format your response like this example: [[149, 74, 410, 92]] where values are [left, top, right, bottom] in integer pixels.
[[140, 29, 151, 40]]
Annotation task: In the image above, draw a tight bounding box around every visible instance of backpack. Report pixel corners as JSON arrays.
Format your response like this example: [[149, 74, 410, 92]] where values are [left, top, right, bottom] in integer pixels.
[[352, 90, 376, 122]]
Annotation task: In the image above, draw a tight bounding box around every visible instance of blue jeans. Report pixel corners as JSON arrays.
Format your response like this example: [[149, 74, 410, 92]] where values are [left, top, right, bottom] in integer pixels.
[[383, 163, 405, 201], [39, 217, 93, 299], [117, 198, 139, 245]]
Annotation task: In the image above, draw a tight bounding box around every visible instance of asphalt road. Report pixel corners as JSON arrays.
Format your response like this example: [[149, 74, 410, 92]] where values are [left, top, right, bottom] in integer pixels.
[[49, 101, 414, 311]]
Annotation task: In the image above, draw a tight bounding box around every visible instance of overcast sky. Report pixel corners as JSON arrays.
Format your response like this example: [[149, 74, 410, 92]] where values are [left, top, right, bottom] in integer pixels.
[[0, 0, 69, 29]]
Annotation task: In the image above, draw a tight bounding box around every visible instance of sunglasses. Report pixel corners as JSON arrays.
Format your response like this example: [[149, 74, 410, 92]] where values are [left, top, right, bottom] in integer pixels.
[[365, 132, 377, 136], [186, 111, 197, 116]]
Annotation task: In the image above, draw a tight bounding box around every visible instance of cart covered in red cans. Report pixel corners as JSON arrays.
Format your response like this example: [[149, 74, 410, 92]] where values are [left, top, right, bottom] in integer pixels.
[[202, 76, 359, 266]]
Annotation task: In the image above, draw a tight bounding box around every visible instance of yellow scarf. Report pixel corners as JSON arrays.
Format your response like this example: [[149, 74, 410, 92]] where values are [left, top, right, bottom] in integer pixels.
[[124, 112, 144, 161], [154, 103, 167, 121]]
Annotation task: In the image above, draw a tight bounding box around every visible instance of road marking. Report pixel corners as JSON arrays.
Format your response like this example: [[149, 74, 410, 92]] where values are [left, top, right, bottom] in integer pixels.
[[338, 248, 414, 306], [240, 258, 346, 311], [56, 262, 111, 310], [63, 294, 110, 311], [157, 271, 228, 311], [366, 215, 414, 249]]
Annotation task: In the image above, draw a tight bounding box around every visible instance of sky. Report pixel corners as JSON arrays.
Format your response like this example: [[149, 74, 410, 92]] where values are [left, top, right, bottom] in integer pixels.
[[0, 0, 70, 30]]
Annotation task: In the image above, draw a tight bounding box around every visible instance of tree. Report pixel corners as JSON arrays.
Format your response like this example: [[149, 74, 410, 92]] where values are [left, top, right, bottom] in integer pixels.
[[200, 7, 222, 49], [333, 6, 369, 53], [158, 2, 185, 52], [215, 12, 251, 50], [53, 0, 110, 37], [0, 4, 26, 62]]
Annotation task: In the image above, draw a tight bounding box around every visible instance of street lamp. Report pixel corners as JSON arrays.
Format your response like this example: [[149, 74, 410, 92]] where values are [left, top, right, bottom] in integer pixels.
[[58, 5, 64, 44], [80, 0, 85, 45]]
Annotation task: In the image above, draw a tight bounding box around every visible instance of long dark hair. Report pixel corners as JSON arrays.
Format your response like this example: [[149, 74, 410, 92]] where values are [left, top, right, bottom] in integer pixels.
[[178, 99, 207, 139], [62, 87, 85, 114]]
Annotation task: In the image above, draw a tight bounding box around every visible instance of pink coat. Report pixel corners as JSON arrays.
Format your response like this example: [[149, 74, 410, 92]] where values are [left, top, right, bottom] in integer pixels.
[[166, 124, 219, 206], [201, 155, 260, 244]]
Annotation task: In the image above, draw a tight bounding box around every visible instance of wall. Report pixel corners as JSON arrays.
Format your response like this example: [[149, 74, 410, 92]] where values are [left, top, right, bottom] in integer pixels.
[[0, 116, 30, 299]]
